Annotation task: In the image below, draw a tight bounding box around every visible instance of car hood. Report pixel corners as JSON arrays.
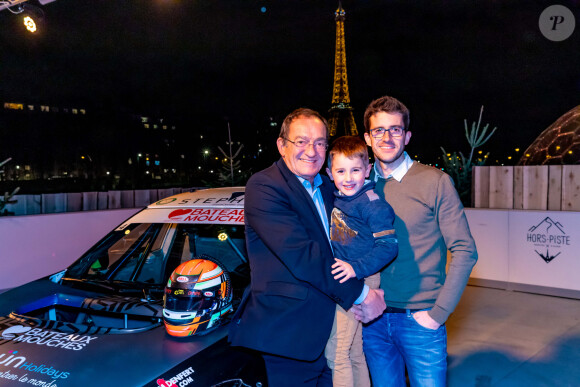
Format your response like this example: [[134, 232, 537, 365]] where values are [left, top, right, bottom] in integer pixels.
[[0, 279, 233, 385]]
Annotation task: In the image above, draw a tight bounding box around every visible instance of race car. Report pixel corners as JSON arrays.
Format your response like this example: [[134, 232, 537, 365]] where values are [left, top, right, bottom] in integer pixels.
[[0, 187, 266, 386]]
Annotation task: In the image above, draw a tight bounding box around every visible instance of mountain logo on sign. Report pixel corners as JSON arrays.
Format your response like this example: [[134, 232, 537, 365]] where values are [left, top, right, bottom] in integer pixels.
[[527, 217, 570, 264], [528, 217, 565, 234]]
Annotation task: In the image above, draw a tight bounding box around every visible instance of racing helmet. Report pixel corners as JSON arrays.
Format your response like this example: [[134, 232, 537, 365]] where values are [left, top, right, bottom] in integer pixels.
[[163, 256, 233, 337]]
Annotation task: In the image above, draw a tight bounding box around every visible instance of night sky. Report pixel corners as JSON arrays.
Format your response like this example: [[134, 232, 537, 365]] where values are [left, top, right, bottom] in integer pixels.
[[1, 0, 580, 163]]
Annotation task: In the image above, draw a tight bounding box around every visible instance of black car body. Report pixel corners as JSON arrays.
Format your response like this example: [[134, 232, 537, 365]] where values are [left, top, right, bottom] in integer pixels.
[[0, 187, 266, 387]]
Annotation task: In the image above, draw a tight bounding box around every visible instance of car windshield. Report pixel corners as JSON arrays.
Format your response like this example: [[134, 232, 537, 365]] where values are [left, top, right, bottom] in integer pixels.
[[65, 223, 247, 287]]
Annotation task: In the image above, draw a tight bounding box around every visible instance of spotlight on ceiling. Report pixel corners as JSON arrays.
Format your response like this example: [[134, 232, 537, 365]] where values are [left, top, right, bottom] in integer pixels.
[[21, 3, 44, 33]]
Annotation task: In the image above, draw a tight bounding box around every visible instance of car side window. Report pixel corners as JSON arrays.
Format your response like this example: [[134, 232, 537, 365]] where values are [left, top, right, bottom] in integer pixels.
[[67, 223, 248, 286], [161, 225, 247, 278]]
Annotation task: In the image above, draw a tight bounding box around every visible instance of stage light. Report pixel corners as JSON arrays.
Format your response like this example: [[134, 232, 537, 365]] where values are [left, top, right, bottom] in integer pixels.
[[21, 4, 44, 33], [23, 15, 36, 32]]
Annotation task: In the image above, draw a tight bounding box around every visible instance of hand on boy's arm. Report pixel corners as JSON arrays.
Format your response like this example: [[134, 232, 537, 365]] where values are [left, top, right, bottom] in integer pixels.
[[331, 258, 356, 283]]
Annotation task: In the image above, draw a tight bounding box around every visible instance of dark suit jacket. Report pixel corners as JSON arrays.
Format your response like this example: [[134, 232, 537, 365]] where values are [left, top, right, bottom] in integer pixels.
[[229, 159, 364, 361]]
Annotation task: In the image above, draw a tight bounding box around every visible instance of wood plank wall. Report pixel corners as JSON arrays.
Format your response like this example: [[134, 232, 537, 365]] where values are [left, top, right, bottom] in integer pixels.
[[472, 165, 580, 211], [489, 166, 513, 209], [6, 187, 197, 216], [562, 165, 580, 211]]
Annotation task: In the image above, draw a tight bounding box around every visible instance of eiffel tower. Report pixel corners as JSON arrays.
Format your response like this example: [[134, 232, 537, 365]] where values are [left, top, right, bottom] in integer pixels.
[[328, 2, 358, 137]]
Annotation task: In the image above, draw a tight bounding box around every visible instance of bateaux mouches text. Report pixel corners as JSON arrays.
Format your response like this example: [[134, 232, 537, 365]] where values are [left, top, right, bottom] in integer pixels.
[[168, 209, 244, 223]]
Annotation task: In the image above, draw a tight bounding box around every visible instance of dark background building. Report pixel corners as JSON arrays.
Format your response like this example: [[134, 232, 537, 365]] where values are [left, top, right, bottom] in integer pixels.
[[1, 1, 579, 192]]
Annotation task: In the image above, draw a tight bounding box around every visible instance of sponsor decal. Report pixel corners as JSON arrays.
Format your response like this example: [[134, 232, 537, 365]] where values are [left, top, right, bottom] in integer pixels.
[[526, 217, 571, 263], [176, 276, 189, 283], [203, 291, 214, 297], [167, 208, 244, 223], [157, 378, 253, 387], [156, 366, 195, 387], [2, 325, 32, 340], [156, 197, 178, 205], [228, 192, 245, 201], [1, 326, 97, 351], [116, 222, 130, 231], [168, 209, 192, 219], [167, 192, 245, 207], [0, 350, 71, 383], [49, 270, 66, 284]]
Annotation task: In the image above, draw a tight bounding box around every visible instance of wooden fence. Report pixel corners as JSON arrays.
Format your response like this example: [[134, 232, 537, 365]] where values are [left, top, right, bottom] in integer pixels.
[[4, 187, 201, 216], [472, 165, 580, 211], [7, 169, 580, 214]]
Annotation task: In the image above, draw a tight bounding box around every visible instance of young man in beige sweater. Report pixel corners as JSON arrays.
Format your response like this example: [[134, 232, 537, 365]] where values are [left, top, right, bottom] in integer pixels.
[[354, 95, 478, 387]]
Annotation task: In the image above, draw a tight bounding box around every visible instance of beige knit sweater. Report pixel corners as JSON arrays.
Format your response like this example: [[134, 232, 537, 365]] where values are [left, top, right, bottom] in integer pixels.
[[374, 162, 478, 324]]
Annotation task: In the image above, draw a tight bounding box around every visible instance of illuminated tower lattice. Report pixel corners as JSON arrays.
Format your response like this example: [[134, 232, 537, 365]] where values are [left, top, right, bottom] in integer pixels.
[[518, 105, 580, 165], [328, 3, 358, 137]]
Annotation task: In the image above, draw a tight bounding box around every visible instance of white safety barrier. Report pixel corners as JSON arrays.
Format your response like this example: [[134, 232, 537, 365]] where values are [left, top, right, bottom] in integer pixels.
[[1, 208, 579, 299], [466, 208, 580, 299], [0, 208, 139, 291]]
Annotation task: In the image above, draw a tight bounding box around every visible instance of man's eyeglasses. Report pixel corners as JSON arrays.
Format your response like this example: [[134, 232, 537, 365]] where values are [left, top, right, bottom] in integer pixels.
[[284, 138, 329, 150], [369, 126, 405, 139]]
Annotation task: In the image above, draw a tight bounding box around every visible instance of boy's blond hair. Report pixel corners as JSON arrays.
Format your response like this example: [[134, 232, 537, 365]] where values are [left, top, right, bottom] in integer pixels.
[[327, 136, 369, 169]]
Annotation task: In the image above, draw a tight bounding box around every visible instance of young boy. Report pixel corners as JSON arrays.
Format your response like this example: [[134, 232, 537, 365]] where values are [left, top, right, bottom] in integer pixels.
[[324, 136, 398, 387]]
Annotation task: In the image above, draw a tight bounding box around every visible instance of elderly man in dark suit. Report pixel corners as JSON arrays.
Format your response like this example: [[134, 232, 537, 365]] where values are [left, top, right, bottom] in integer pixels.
[[229, 108, 386, 386]]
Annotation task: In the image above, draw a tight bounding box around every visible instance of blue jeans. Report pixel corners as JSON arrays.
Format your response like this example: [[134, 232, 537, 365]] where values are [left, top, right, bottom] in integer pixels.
[[362, 310, 447, 387]]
